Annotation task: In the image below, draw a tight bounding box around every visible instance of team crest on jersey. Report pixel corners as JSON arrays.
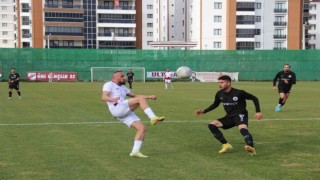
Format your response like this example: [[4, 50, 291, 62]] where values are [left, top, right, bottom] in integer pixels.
[[233, 96, 238, 101]]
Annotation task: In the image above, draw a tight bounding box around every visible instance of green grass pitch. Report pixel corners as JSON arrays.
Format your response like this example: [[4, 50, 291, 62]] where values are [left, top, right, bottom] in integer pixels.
[[0, 81, 319, 179]]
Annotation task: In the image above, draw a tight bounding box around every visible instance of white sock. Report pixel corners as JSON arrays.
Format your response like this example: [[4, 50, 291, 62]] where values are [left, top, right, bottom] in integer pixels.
[[165, 83, 168, 89], [144, 107, 156, 119], [277, 104, 281, 107], [132, 140, 143, 153]]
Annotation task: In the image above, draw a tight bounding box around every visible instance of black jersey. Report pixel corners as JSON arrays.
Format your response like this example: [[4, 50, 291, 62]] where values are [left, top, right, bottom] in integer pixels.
[[273, 71, 296, 88], [203, 88, 261, 117], [9, 73, 20, 85], [127, 72, 134, 80]]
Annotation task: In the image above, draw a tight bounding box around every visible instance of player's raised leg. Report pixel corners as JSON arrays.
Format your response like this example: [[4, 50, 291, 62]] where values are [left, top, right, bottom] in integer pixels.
[[128, 96, 165, 125]]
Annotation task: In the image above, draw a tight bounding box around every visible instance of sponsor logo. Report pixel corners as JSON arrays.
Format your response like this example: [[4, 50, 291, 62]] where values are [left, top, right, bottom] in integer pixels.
[[233, 96, 238, 101]]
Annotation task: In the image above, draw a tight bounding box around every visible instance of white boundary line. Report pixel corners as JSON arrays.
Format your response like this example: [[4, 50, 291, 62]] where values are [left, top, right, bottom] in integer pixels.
[[0, 118, 319, 126]]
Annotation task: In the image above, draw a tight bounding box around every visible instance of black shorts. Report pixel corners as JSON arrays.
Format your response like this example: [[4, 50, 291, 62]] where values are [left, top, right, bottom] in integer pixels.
[[218, 114, 248, 130], [9, 83, 19, 90], [278, 86, 291, 93]]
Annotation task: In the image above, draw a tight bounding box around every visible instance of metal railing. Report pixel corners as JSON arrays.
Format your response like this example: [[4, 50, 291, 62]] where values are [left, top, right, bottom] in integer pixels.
[[274, 22, 287, 26], [274, 9, 287, 13], [273, 35, 287, 39], [98, 19, 135, 23], [44, 4, 82, 9], [98, 32, 135, 37], [97, 5, 135, 10]]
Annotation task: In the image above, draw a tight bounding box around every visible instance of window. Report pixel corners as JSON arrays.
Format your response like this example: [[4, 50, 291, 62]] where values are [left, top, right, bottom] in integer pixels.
[[255, 3, 261, 9], [275, 3, 285, 9], [147, 23, 153, 27], [2, 23, 8, 27], [2, 14, 8, 19], [255, 42, 261, 48], [214, 29, 222, 35], [147, 5, 153, 9], [214, 16, 222, 22], [147, 14, 153, 18], [147, 32, 153, 36], [214, 2, 222, 9], [3, 40, 8, 44], [147, 41, 152, 45], [274, 42, 284, 48], [2, 6, 7, 10], [2, 31, 8, 35], [213, 42, 221, 48], [255, 16, 261, 22]]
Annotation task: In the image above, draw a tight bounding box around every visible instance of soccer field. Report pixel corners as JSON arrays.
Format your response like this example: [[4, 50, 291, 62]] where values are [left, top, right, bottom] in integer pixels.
[[0, 81, 319, 179]]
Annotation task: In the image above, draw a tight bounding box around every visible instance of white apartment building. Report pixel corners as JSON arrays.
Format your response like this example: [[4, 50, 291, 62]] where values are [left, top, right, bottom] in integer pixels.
[[308, 0, 320, 49], [140, 0, 154, 49], [96, 0, 136, 49], [0, 0, 17, 48], [151, 0, 303, 50], [19, 0, 33, 48]]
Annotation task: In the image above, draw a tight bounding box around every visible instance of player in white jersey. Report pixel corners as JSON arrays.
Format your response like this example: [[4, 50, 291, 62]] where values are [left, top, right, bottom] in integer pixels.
[[163, 69, 174, 90], [102, 71, 165, 158]]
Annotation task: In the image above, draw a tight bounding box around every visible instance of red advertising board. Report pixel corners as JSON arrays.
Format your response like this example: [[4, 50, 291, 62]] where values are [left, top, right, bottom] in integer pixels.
[[26, 72, 77, 82]]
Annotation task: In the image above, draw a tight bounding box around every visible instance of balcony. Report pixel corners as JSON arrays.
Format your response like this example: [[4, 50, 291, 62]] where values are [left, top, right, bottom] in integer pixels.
[[273, 35, 287, 39], [273, 47, 287, 50], [236, 34, 255, 38], [45, 32, 83, 36], [44, 4, 82, 9], [22, 21, 30, 25], [98, 19, 135, 24], [97, 5, 135, 10], [274, 22, 287, 26], [22, 34, 31, 38], [98, 32, 135, 37], [274, 9, 287, 13], [236, 20, 255, 25]]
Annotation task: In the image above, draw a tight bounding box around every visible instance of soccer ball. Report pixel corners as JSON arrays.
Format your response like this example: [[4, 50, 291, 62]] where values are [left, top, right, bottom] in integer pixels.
[[176, 66, 192, 78]]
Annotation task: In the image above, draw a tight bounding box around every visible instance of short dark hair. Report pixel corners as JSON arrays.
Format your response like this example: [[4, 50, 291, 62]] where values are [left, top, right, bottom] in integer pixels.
[[11, 68, 16, 70], [284, 64, 291, 68], [218, 75, 231, 82]]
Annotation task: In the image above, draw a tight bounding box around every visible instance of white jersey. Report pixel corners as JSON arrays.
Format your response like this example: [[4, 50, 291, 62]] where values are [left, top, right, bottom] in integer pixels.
[[103, 81, 130, 110], [164, 72, 173, 80]]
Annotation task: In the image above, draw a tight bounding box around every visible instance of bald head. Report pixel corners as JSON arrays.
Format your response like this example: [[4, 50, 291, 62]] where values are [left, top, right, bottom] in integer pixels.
[[112, 71, 126, 85]]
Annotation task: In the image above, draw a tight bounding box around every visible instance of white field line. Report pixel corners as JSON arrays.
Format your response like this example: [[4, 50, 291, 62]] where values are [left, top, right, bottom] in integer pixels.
[[0, 118, 319, 126]]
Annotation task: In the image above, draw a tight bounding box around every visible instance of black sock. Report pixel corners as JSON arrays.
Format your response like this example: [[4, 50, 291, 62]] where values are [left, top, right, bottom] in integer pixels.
[[18, 91, 21, 96], [208, 124, 227, 144], [278, 98, 284, 106], [9, 92, 12, 97], [240, 128, 254, 147]]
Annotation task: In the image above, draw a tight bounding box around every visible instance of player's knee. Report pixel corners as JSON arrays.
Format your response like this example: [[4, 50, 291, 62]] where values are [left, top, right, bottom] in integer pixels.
[[208, 124, 219, 131]]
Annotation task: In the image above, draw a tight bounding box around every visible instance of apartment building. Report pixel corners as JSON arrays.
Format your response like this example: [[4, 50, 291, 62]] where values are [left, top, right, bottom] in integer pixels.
[[2, 0, 315, 50], [306, 0, 320, 49], [135, 0, 154, 49], [151, 0, 304, 50], [0, 0, 17, 48]]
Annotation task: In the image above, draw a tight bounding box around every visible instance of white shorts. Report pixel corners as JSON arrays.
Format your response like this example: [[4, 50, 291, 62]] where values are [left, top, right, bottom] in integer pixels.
[[165, 79, 171, 83], [109, 100, 140, 127]]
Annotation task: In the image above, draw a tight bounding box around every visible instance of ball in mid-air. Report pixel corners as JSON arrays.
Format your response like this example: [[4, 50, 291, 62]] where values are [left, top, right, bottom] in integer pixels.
[[176, 66, 192, 78]]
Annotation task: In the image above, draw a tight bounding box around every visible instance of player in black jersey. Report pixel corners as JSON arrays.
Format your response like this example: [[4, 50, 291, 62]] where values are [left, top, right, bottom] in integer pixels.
[[126, 69, 135, 89], [8, 68, 22, 100], [273, 64, 296, 112], [195, 75, 263, 156]]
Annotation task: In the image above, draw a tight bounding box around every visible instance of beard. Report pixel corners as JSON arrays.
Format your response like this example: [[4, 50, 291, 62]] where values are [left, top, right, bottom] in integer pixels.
[[119, 81, 126, 85]]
